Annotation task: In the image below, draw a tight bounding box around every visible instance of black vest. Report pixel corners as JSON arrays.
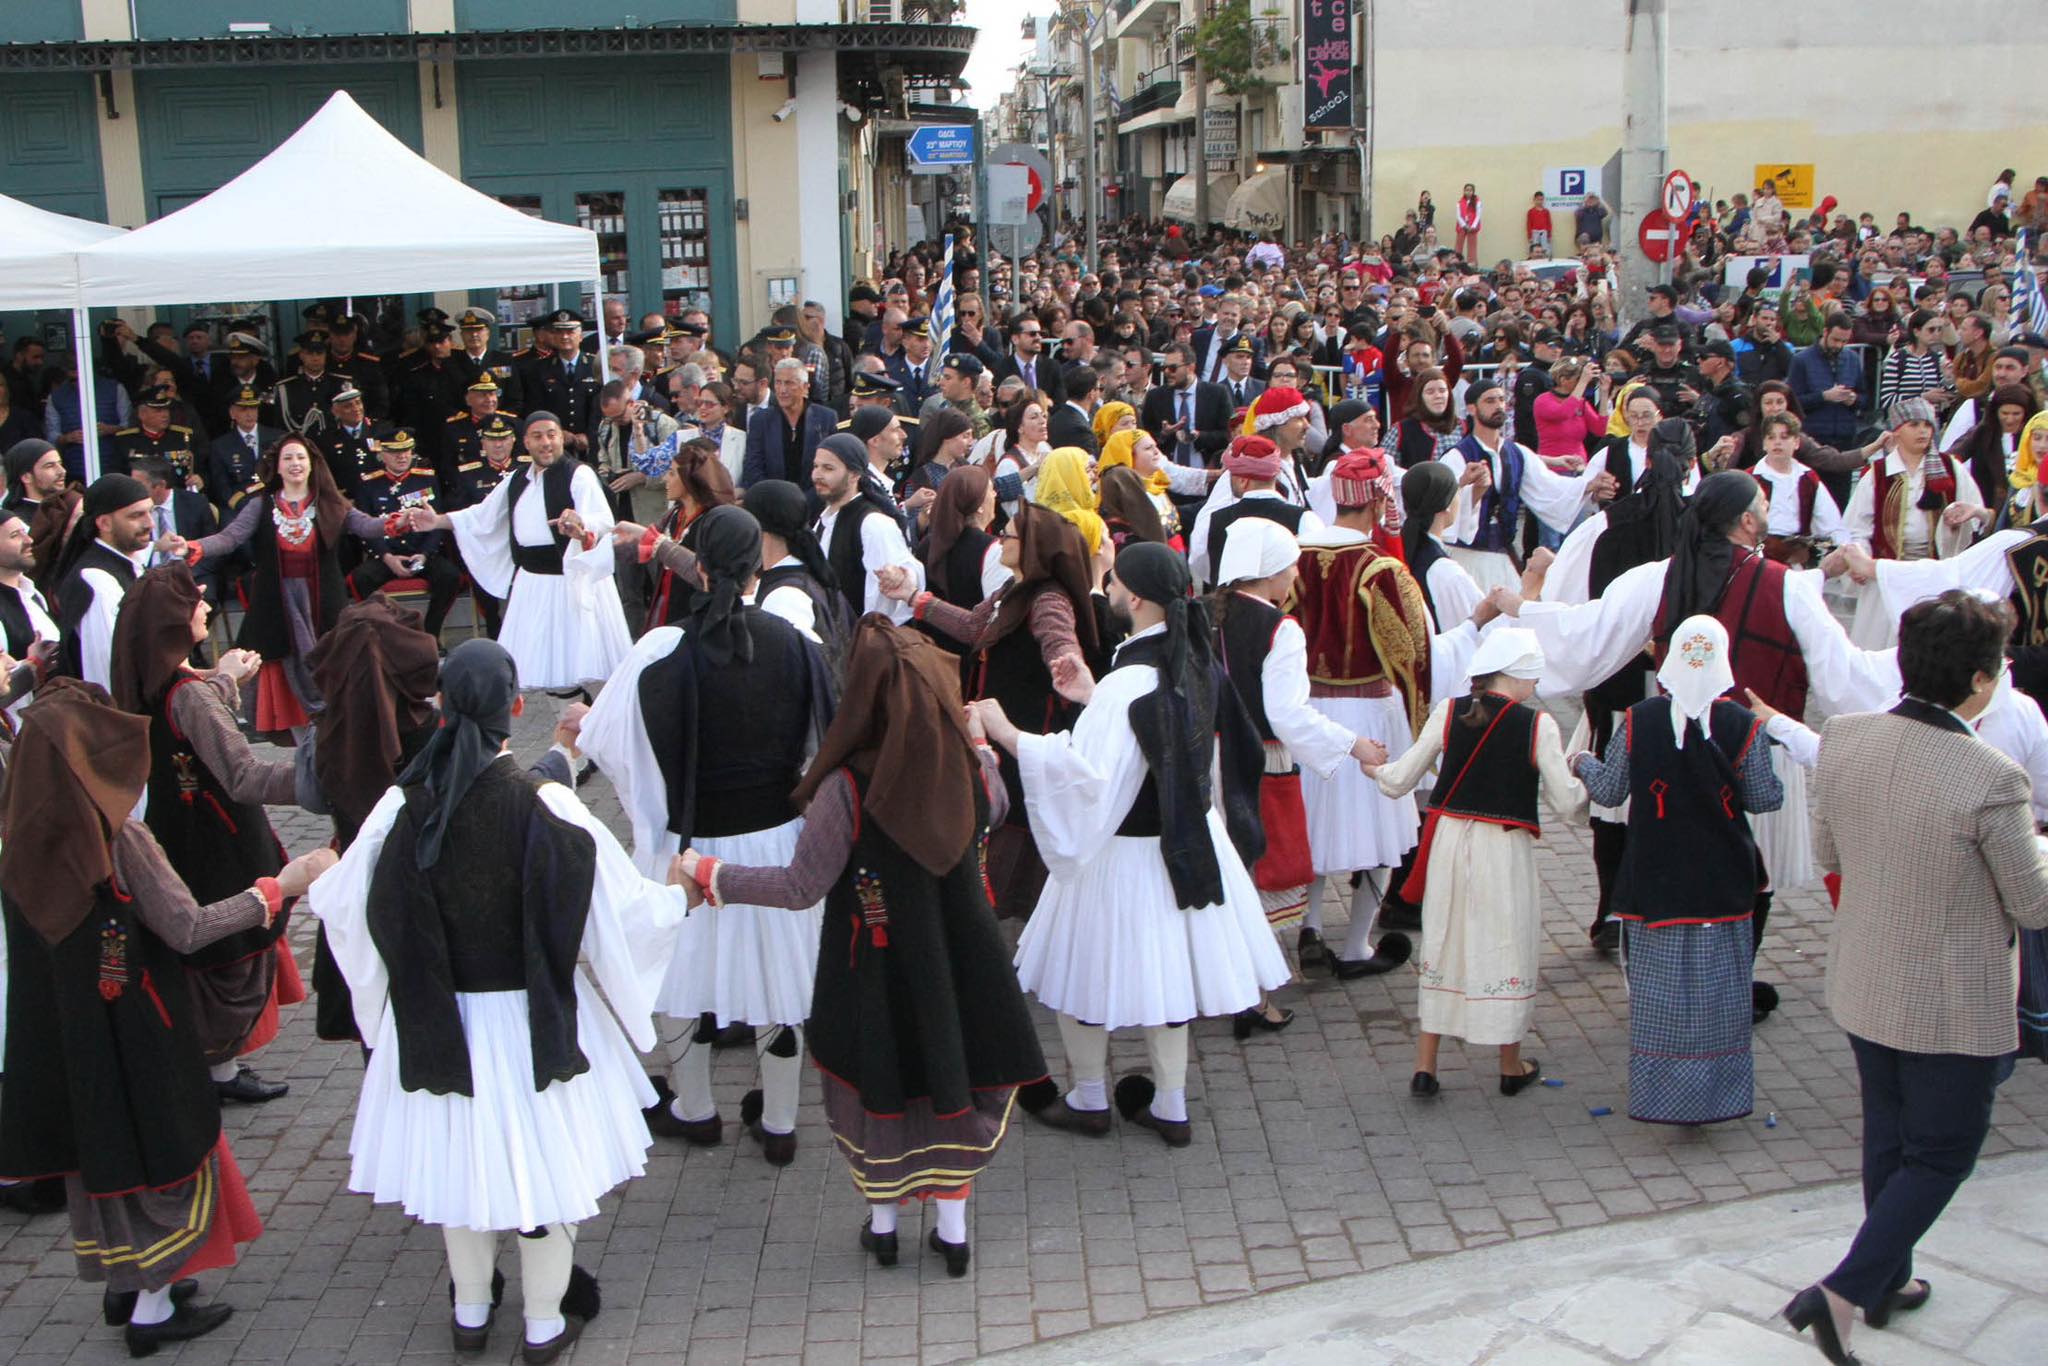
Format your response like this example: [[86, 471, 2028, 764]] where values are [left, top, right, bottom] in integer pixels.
[[1216, 592, 1283, 741], [54, 541, 140, 679], [144, 678, 287, 974], [1611, 697, 1764, 925], [504, 457, 577, 575], [1205, 496, 1307, 588], [0, 882, 222, 1194], [0, 579, 41, 658], [971, 584, 1077, 828], [237, 496, 349, 662], [1427, 694, 1541, 831], [932, 528, 996, 608], [365, 760, 597, 1097], [1408, 534, 1448, 629], [640, 608, 816, 845], [824, 496, 885, 620], [755, 562, 850, 693]]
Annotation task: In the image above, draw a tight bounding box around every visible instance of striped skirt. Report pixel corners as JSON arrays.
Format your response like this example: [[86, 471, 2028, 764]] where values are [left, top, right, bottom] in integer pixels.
[[1622, 919, 1754, 1126], [821, 1073, 1019, 1203]]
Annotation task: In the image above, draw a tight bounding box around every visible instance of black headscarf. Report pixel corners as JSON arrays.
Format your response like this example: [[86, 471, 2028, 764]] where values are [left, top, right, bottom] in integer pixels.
[[1399, 460, 1458, 566], [743, 478, 837, 592], [685, 505, 762, 666], [395, 638, 519, 868], [1319, 399, 1371, 471], [4, 438, 54, 493], [1657, 470, 1760, 641], [54, 473, 148, 581], [1591, 418, 1692, 596]]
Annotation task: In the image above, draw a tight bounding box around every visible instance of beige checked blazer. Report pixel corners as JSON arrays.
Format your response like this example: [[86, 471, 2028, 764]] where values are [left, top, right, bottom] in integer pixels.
[[1813, 709, 2048, 1056]]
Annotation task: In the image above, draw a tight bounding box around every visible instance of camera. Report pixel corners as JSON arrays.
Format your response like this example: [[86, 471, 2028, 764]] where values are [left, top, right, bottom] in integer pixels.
[[771, 99, 798, 123]]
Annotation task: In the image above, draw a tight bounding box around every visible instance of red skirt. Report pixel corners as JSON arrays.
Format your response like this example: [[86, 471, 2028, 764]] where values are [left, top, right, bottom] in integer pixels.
[[253, 662, 309, 734], [237, 942, 305, 1057], [180, 1138, 262, 1278], [1252, 770, 1314, 893]]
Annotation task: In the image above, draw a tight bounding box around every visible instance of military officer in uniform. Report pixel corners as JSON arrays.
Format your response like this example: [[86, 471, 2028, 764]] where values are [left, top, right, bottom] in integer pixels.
[[847, 367, 919, 428], [884, 316, 937, 415], [346, 428, 462, 638], [204, 383, 279, 513], [399, 321, 470, 485], [271, 331, 346, 437], [321, 386, 377, 495], [105, 384, 200, 487], [382, 306, 451, 394], [450, 306, 524, 412], [448, 412, 525, 638], [324, 311, 390, 420], [522, 308, 598, 454], [444, 371, 513, 484], [205, 332, 275, 429]]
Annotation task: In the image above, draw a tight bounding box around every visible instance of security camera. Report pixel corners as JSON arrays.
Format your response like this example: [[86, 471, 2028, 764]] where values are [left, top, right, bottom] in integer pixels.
[[772, 99, 798, 123]]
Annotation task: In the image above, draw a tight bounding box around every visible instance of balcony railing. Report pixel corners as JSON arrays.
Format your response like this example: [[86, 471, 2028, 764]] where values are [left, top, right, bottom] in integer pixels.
[[1119, 63, 1181, 118]]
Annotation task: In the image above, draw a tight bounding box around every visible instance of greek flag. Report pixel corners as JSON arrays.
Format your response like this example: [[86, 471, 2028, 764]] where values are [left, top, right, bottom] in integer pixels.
[[2016, 232, 2048, 337], [928, 232, 955, 385]]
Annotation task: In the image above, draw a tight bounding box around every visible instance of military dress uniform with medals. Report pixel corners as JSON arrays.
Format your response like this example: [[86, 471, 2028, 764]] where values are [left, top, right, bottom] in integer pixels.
[[271, 334, 346, 439], [524, 310, 599, 440], [347, 430, 463, 638], [449, 308, 524, 414], [444, 374, 514, 484], [322, 391, 379, 497], [104, 387, 199, 485]]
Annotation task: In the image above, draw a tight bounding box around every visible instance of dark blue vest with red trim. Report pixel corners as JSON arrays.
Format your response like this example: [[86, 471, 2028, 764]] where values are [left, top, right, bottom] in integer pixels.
[[1610, 696, 1764, 926]]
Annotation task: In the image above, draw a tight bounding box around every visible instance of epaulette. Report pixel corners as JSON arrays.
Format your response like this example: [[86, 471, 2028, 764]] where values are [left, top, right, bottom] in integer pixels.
[[457, 460, 482, 472], [512, 346, 535, 359], [169, 425, 192, 436], [355, 351, 381, 363], [835, 419, 852, 431], [113, 426, 138, 436], [447, 412, 470, 423], [360, 470, 390, 483]]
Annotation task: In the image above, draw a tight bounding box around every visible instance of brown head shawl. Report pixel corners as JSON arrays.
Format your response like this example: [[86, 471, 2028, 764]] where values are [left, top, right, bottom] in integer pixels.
[[0, 678, 152, 943], [307, 595, 443, 832], [790, 615, 978, 876], [108, 561, 204, 713], [990, 501, 1101, 655]]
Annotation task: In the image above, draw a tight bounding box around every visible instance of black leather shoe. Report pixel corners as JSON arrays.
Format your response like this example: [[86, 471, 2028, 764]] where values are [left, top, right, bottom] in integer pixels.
[[1500, 1059, 1543, 1097], [1334, 931, 1414, 979], [103, 1280, 198, 1327], [1864, 1278, 1930, 1329], [124, 1300, 232, 1357], [1032, 1096, 1112, 1135], [1232, 1006, 1294, 1040], [928, 1227, 971, 1277], [739, 1090, 795, 1166], [0, 1177, 67, 1215], [1296, 926, 1336, 973], [1115, 1075, 1191, 1147], [1783, 1285, 1860, 1364], [1410, 1071, 1440, 1097], [1378, 894, 1422, 933], [521, 1315, 584, 1365], [1593, 921, 1621, 955], [451, 1309, 492, 1354], [859, 1218, 898, 1267], [642, 1077, 722, 1145], [215, 1066, 288, 1104]]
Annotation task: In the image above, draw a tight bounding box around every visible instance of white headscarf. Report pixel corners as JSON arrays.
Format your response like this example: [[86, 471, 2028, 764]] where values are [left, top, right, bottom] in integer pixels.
[[1467, 627, 1545, 682], [1656, 614, 1735, 748]]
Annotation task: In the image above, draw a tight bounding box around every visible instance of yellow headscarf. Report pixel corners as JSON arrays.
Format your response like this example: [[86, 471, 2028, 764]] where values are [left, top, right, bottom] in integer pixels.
[[2014, 410, 2048, 495], [1099, 428, 1171, 496], [1033, 446, 1105, 555], [1092, 400, 1135, 449]]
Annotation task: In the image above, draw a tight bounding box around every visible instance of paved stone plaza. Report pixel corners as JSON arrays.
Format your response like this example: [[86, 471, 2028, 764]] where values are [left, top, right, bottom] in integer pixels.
[[3, 698, 2045, 1364]]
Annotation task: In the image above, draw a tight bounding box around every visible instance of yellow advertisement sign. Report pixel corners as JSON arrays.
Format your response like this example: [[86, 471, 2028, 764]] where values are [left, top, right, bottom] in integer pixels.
[[1754, 163, 1814, 210]]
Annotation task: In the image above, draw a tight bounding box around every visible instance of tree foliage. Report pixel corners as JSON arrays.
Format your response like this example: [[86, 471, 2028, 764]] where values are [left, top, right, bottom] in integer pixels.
[[1192, 0, 1279, 98]]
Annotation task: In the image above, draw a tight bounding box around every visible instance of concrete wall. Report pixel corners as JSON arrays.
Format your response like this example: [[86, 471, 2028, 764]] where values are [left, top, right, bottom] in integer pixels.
[[1369, 0, 2048, 261]]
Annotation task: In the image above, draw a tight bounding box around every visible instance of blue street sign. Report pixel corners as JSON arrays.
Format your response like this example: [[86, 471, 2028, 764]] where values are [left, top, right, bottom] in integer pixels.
[[907, 125, 976, 169]]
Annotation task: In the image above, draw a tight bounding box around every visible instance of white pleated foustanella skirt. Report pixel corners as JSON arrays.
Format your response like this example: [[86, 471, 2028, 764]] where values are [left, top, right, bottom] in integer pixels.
[[497, 567, 633, 690], [1301, 693, 1420, 875], [1014, 811, 1291, 1030], [655, 816, 822, 1027], [348, 975, 657, 1231], [1445, 545, 1520, 596], [1749, 745, 1816, 892]]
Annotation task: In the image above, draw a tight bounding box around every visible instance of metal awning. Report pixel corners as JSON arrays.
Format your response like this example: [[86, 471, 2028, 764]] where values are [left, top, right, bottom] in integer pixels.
[[1224, 165, 1288, 232], [1162, 171, 1236, 224]]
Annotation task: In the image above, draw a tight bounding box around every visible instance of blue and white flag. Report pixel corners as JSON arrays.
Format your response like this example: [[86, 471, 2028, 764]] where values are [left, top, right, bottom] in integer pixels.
[[928, 232, 956, 385], [2015, 232, 2048, 337]]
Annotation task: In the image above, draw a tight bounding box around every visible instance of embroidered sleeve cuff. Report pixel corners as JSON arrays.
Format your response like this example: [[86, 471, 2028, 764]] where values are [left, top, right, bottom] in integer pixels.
[[911, 591, 934, 621], [637, 526, 663, 564], [183, 544, 204, 565], [254, 877, 284, 921], [699, 857, 723, 908]]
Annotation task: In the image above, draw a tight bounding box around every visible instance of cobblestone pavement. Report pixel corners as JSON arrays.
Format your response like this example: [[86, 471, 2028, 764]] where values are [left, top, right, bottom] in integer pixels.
[[4, 694, 2046, 1365]]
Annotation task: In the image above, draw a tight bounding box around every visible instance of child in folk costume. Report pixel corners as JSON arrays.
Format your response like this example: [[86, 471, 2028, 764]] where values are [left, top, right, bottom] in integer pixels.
[[1365, 629, 1588, 1096], [677, 619, 1047, 1278], [1569, 616, 1784, 1125], [1212, 518, 1393, 1039], [308, 641, 691, 1362], [1836, 398, 1987, 647]]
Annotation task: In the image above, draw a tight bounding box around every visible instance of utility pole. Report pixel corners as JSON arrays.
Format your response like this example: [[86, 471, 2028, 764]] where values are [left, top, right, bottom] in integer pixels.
[[1618, 0, 1668, 329], [1081, 3, 1099, 270], [1192, 0, 1209, 230]]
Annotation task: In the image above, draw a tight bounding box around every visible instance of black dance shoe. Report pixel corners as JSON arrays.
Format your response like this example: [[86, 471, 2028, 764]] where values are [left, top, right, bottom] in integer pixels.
[[1782, 1285, 1860, 1364], [1864, 1278, 1931, 1329], [124, 1300, 232, 1358], [1500, 1059, 1543, 1097], [1031, 1096, 1112, 1136], [928, 1227, 971, 1278], [450, 1308, 493, 1354], [859, 1217, 899, 1267], [215, 1066, 288, 1104], [521, 1315, 583, 1365], [1752, 981, 1781, 1025], [1378, 892, 1422, 933], [1334, 931, 1413, 979], [1231, 1006, 1294, 1041], [1593, 921, 1621, 956], [739, 1090, 796, 1166], [103, 1280, 197, 1327], [1114, 1075, 1191, 1148], [561, 1264, 602, 1322], [1296, 926, 1336, 973], [642, 1077, 722, 1145], [0, 1177, 67, 1215], [1409, 1071, 1440, 1097]]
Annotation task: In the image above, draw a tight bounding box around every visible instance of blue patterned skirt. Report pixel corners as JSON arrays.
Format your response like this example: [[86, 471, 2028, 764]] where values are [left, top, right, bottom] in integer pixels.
[[1623, 919, 1754, 1125]]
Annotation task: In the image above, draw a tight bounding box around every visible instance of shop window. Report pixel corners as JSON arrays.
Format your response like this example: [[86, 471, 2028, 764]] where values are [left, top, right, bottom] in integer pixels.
[[659, 188, 714, 318], [577, 190, 630, 316]]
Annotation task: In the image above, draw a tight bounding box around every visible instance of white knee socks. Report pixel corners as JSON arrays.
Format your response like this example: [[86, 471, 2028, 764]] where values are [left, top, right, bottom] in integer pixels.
[[756, 1026, 803, 1135], [1144, 1025, 1189, 1122], [442, 1225, 498, 1328], [1340, 871, 1383, 960], [1056, 1014, 1110, 1111], [665, 1025, 716, 1123], [518, 1222, 576, 1344], [129, 1286, 172, 1326], [207, 1060, 240, 1084], [933, 1193, 968, 1243], [868, 1200, 898, 1235], [1303, 877, 1332, 935]]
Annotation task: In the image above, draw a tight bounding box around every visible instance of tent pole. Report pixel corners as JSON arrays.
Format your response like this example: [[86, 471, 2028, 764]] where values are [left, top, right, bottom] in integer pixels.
[[594, 280, 611, 383], [74, 307, 102, 482]]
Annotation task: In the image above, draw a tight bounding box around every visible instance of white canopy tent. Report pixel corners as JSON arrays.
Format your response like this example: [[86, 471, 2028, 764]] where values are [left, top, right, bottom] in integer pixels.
[[0, 195, 127, 481], [73, 91, 604, 477]]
